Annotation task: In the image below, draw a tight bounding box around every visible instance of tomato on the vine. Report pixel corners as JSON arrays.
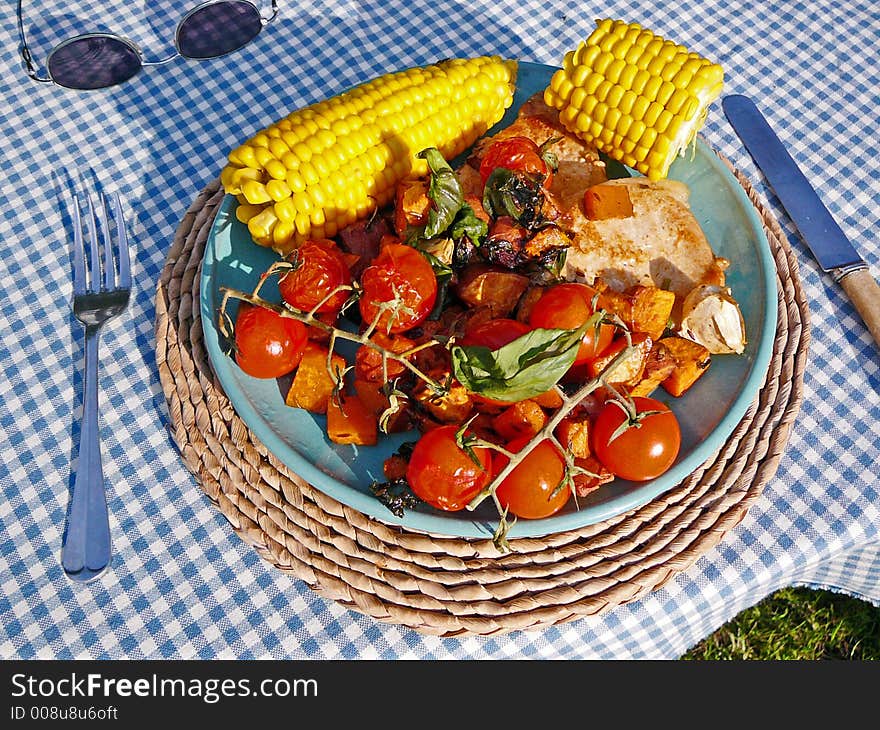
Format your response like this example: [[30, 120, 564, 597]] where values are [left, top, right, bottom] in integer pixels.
[[492, 435, 570, 519], [405, 425, 492, 511], [234, 302, 308, 379], [479, 136, 554, 187], [359, 242, 437, 334], [528, 282, 615, 366], [591, 396, 681, 482], [279, 238, 352, 315], [355, 331, 415, 383]]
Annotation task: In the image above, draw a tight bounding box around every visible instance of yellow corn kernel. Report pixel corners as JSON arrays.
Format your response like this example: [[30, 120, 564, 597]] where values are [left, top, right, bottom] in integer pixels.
[[254, 147, 275, 168], [265, 158, 288, 181], [234, 203, 262, 224], [274, 197, 296, 224], [241, 180, 272, 205], [272, 220, 295, 248], [268, 138, 290, 159], [266, 179, 291, 202], [544, 18, 723, 179], [229, 144, 257, 168], [247, 208, 278, 243]]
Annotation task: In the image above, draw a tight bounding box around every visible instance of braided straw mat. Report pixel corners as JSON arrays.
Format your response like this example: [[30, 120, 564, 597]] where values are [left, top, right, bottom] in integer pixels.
[[155, 158, 809, 637]]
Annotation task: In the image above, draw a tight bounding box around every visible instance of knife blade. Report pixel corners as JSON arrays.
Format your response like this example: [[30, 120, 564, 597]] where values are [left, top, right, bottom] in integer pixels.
[[722, 94, 880, 349]]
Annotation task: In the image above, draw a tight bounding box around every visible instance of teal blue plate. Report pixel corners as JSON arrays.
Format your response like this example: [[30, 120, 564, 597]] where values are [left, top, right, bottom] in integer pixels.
[[200, 62, 777, 540]]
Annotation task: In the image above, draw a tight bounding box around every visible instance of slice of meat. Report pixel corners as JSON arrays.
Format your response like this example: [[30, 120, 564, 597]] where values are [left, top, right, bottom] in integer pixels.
[[562, 178, 729, 324]]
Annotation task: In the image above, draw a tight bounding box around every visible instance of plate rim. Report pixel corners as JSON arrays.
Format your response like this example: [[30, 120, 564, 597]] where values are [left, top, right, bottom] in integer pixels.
[[199, 60, 778, 540]]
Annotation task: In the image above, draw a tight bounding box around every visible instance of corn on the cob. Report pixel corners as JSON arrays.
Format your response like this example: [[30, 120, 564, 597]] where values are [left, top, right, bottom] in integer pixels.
[[221, 57, 517, 253], [544, 19, 723, 180]]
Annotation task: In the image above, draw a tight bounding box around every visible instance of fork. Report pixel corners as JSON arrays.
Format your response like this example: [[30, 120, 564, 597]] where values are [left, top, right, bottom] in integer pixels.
[[61, 184, 131, 582]]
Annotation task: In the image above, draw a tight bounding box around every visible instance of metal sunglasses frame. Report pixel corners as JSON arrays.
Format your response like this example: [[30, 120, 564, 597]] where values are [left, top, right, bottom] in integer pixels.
[[16, 0, 279, 88]]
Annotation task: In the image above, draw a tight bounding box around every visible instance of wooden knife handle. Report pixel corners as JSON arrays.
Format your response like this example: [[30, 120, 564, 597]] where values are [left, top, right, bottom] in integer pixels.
[[836, 267, 880, 349]]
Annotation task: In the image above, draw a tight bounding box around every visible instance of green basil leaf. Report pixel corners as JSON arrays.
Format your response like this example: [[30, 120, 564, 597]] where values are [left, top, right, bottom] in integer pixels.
[[418, 147, 464, 238], [451, 324, 588, 402], [482, 167, 545, 229], [450, 202, 488, 246]]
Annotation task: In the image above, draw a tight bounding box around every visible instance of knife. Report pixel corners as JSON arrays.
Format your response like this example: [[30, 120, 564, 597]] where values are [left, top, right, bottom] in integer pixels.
[[722, 94, 880, 349]]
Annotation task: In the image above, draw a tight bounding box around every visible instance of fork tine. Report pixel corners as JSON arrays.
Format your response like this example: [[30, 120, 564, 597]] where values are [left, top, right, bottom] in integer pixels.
[[84, 188, 102, 293], [110, 192, 131, 290], [71, 193, 87, 297], [97, 194, 116, 291]]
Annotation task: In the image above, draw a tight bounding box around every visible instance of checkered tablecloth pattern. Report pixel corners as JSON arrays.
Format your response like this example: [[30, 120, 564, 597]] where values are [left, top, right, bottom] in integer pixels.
[[1, 0, 878, 660]]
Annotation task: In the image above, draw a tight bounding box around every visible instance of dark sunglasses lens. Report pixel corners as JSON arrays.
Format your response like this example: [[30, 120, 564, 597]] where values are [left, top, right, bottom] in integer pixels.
[[47, 36, 142, 90], [177, 1, 263, 59]]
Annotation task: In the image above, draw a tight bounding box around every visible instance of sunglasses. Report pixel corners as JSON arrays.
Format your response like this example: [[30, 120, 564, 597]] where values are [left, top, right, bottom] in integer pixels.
[[16, 0, 279, 91]]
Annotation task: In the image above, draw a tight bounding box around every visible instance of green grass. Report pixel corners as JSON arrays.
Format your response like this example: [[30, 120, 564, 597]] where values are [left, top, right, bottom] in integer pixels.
[[682, 587, 880, 660]]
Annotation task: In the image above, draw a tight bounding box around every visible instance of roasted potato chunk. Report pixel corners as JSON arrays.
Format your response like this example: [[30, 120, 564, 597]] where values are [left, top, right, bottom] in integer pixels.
[[327, 393, 378, 446], [493, 399, 547, 442], [393, 178, 431, 235], [555, 413, 592, 459], [660, 335, 712, 396], [628, 339, 677, 397], [454, 263, 530, 317], [286, 342, 346, 414], [600, 284, 676, 341], [412, 372, 474, 424], [588, 332, 653, 386]]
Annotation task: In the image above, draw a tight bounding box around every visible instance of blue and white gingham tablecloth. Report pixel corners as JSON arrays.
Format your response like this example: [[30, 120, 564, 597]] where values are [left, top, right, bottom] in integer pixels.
[[1, 0, 878, 660]]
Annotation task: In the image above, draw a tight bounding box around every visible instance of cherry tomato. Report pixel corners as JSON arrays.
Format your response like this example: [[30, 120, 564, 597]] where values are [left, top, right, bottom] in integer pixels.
[[591, 396, 681, 482], [493, 436, 570, 519], [406, 425, 492, 511], [479, 136, 553, 187], [279, 238, 352, 314], [234, 302, 308, 379], [459, 317, 531, 349], [359, 243, 437, 334], [528, 282, 615, 365]]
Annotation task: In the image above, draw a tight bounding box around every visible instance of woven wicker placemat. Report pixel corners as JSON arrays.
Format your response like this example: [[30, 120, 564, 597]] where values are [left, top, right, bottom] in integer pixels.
[[154, 159, 809, 637]]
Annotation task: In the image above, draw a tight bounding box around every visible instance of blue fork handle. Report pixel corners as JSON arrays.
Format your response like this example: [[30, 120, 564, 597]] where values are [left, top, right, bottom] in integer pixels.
[[62, 327, 112, 581]]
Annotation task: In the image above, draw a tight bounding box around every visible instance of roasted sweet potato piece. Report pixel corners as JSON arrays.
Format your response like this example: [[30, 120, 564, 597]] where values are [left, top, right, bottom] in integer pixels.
[[493, 399, 547, 442], [353, 378, 410, 433], [588, 332, 652, 386], [285, 342, 346, 414], [412, 373, 474, 423], [660, 336, 712, 397], [454, 263, 530, 317], [628, 339, 677, 397], [522, 225, 571, 259], [599, 285, 675, 340], [583, 182, 634, 220], [393, 178, 432, 235], [555, 413, 592, 459], [327, 393, 378, 446]]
